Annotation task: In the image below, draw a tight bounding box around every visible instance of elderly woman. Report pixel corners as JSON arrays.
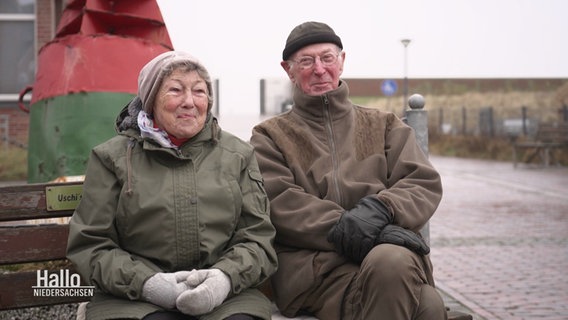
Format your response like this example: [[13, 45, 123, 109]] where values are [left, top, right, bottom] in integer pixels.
[[67, 51, 277, 320]]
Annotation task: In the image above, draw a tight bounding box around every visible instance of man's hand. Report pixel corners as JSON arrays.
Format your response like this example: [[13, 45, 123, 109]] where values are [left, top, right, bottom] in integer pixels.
[[141, 271, 191, 309], [176, 269, 231, 315], [376, 224, 430, 255], [327, 195, 392, 263]]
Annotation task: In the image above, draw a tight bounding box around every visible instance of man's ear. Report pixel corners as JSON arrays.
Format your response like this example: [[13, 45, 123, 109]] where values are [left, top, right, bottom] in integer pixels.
[[338, 51, 346, 76], [280, 61, 295, 82]]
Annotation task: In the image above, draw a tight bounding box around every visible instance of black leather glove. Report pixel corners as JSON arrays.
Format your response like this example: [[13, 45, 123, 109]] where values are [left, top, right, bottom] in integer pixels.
[[376, 224, 430, 255], [327, 195, 393, 263]]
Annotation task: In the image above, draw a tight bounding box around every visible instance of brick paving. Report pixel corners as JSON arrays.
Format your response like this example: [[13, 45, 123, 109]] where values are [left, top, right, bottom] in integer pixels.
[[429, 156, 568, 320]]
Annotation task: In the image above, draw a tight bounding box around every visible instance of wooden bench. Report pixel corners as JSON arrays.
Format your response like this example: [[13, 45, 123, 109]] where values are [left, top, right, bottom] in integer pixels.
[[0, 181, 89, 311], [513, 123, 568, 167]]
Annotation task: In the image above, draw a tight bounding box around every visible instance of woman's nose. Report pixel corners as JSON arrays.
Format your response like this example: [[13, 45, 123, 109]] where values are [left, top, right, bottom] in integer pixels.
[[182, 93, 195, 107]]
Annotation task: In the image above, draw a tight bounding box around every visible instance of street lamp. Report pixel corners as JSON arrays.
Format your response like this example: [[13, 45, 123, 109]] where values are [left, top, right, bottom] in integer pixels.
[[401, 38, 411, 116]]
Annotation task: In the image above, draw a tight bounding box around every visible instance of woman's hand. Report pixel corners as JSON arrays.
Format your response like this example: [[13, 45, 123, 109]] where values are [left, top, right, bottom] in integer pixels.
[[142, 271, 192, 309], [176, 269, 231, 315]]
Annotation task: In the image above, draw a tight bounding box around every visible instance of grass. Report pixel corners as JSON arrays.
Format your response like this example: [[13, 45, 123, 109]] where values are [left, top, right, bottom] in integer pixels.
[[0, 145, 27, 181], [429, 133, 513, 161], [429, 132, 568, 165], [366, 85, 568, 165]]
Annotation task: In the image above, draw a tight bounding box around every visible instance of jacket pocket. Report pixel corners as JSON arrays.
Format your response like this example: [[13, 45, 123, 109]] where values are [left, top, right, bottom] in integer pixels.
[[248, 169, 269, 212]]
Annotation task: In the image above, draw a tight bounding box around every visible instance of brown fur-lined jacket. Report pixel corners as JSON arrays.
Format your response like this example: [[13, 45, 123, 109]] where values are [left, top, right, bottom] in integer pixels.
[[250, 81, 442, 316]]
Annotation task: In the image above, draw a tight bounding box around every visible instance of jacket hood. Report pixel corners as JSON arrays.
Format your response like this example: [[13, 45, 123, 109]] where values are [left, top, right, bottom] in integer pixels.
[[116, 96, 143, 135]]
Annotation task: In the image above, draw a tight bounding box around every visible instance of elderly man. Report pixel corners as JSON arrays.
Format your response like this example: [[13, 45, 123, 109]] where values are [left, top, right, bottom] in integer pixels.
[[250, 21, 446, 320]]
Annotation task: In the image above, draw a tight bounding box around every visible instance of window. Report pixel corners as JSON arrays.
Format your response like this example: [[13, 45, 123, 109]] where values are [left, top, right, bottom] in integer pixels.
[[0, 0, 35, 101]]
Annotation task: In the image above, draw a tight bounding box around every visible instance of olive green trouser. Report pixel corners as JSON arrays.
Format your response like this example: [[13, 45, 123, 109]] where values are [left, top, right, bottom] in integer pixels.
[[302, 244, 448, 320]]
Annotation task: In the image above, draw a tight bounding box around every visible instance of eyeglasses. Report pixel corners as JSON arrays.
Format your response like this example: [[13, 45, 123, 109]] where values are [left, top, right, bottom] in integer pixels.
[[290, 51, 341, 70]]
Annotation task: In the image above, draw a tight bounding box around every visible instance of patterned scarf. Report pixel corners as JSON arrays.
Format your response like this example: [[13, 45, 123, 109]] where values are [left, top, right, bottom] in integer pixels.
[[137, 111, 178, 149]]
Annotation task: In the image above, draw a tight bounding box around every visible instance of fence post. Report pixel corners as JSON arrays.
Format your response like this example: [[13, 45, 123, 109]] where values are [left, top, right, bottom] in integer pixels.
[[406, 94, 429, 155], [462, 106, 467, 135], [438, 108, 444, 134], [521, 106, 528, 136], [0, 115, 9, 148], [405, 94, 430, 244]]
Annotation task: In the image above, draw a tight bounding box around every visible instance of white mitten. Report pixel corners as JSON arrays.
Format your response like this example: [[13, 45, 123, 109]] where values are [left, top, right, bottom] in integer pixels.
[[142, 271, 191, 309], [175, 269, 231, 315]]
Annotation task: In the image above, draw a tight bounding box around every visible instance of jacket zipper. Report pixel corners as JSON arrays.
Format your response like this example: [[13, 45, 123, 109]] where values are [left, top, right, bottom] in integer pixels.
[[322, 95, 342, 205]]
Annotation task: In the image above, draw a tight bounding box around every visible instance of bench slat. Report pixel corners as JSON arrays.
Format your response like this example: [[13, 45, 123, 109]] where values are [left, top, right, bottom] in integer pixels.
[[536, 125, 568, 143], [0, 182, 80, 222], [0, 271, 89, 310], [0, 224, 69, 265], [512, 123, 568, 167]]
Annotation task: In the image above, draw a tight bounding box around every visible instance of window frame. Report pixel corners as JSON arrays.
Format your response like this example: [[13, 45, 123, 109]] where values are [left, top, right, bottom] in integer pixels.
[[0, 10, 35, 103]]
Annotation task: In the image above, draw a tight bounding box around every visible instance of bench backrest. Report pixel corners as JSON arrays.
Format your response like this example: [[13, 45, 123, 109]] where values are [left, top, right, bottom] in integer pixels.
[[536, 123, 568, 144], [0, 181, 87, 310]]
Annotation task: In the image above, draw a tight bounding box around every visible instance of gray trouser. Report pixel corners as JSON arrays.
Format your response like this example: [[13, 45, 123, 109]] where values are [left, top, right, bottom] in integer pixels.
[[303, 244, 447, 320]]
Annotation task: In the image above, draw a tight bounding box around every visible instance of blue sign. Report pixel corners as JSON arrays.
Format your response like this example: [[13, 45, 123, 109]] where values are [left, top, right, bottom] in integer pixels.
[[381, 79, 398, 96]]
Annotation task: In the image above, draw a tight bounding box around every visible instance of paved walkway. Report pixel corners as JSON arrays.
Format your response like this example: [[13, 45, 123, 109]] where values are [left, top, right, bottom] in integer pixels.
[[429, 156, 568, 320]]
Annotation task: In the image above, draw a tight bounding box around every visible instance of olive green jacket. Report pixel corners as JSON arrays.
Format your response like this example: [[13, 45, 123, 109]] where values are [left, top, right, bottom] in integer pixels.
[[67, 101, 277, 320], [250, 81, 442, 317]]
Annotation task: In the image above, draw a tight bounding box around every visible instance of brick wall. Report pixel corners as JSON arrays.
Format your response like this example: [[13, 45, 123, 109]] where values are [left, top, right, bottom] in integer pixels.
[[0, 106, 30, 148], [36, 0, 56, 50]]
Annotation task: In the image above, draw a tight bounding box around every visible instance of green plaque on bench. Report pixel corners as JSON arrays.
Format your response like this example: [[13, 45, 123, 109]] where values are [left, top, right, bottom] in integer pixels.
[[45, 185, 84, 211]]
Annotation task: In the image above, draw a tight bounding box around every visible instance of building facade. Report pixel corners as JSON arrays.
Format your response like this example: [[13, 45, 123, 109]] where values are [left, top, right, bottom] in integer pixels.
[[0, 0, 64, 147]]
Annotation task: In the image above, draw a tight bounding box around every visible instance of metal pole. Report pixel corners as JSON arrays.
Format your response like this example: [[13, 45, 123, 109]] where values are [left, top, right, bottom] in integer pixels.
[[406, 94, 430, 244], [462, 106, 467, 135], [521, 106, 528, 136]]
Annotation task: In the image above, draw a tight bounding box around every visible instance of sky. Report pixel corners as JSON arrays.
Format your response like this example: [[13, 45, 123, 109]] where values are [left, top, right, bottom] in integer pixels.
[[155, 0, 568, 116]]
